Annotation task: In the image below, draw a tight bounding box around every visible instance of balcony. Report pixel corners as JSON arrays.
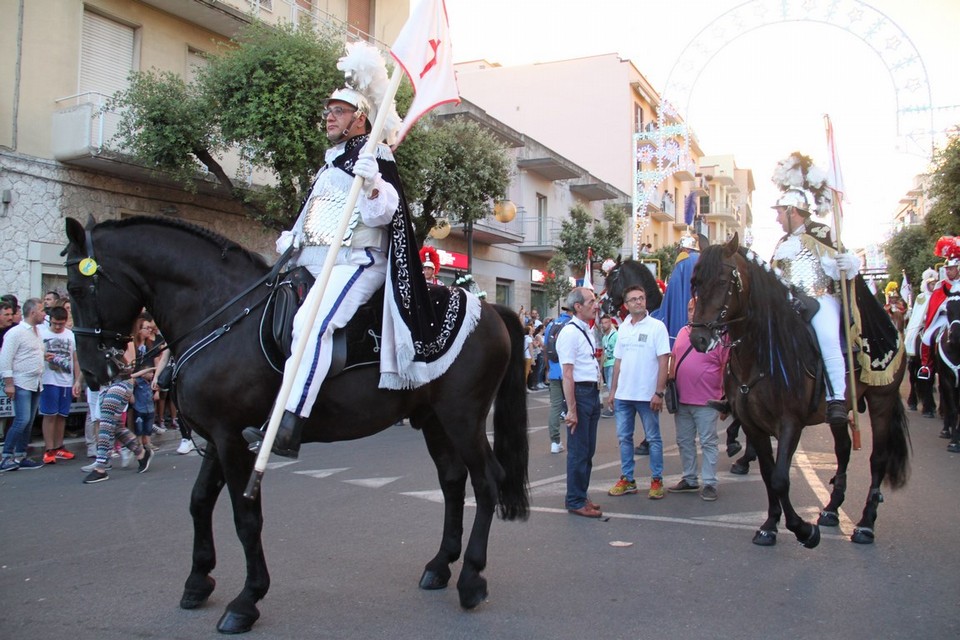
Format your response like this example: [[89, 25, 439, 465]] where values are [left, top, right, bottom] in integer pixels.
[[450, 217, 524, 246], [702, 206, 741, 225], [51, 92, 272, 194], [516, 214, 561, 258], [569, 182, 621, 201], [517, 157, 580, 181]]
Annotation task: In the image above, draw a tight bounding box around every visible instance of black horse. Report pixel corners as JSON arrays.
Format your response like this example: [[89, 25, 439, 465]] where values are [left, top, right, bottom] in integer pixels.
[[689, 235, 910, 547], [599, 257, 663, 317], [935, 296, 960, 452], [63, 216, 530, 633]]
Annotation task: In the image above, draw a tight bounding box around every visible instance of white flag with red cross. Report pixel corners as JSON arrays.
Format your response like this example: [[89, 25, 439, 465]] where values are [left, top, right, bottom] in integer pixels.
[[391, 0, 460, 145]]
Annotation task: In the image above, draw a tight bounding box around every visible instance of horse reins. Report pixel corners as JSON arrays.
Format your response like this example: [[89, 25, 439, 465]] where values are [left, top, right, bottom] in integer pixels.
[[689, 264, 745, 348]]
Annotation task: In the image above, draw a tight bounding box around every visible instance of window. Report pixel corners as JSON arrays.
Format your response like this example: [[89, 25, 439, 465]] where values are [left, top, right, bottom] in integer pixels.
[[496, 280, 512, 307], [347, 0, 374, 40], [634, 103, 644, 133], [536, 193, 547, 244], [80, 10, 135, 98], [699, 195, 711, 215], [186, 48, 209, 84]]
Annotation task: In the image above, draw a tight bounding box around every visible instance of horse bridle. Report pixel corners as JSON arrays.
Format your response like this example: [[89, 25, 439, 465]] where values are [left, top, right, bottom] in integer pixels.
[[689, 262, 745, 347], [64, 228, 142, 370]]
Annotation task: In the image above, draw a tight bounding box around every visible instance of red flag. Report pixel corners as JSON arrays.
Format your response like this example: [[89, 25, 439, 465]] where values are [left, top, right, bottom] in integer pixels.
[[824, 114, 845, 202], [391, 0, 460, 144]]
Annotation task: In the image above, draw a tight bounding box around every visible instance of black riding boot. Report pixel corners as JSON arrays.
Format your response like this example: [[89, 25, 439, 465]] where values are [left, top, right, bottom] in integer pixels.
[[241, 411, 306, 459], [825, 400, 848, 427]]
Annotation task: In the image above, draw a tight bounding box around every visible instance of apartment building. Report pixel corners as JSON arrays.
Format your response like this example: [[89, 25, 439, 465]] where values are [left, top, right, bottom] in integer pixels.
[[454, 54, 753, 254], [0, 0, 406, 300], [429, 98, 627, 314]]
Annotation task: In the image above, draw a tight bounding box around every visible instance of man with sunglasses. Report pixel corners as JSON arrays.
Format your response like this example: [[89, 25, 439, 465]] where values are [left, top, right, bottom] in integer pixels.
[[244, 83, 406, 459]]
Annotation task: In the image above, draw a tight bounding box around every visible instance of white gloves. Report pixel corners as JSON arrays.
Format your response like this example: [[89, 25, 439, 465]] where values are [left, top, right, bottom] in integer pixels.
[[276, 230, 301, 254], [821, 252, 859, 280], [353, 152, 381, 195]]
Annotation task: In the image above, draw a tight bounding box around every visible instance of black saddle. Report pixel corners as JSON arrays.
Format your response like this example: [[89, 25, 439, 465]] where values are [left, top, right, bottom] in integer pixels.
[[260, 268, 384, 378]]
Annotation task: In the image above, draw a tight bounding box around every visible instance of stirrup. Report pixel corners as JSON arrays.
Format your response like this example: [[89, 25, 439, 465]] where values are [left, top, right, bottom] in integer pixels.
[[917, 366, 931, 381]]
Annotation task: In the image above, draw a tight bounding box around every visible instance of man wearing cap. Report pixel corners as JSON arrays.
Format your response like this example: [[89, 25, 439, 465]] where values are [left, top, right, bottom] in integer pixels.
[[243, 81, 404, 458], [771, 188, 860, 427], [420, 245, 442, 285]]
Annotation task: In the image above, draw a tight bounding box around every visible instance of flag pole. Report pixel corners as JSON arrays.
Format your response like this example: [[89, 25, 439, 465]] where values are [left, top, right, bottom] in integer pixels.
[[244, 68, 405, 499], [824, 114, 861, 450]]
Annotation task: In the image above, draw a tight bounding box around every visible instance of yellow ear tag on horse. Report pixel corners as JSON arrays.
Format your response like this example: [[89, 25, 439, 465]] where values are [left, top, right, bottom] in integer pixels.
[[79, 258, 98, 277]]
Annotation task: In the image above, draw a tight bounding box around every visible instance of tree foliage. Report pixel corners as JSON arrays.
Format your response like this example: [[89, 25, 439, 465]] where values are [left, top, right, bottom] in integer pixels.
[[924, 136, 960, 238], [882, 225, 934, 289], [108, 21, 508, 233], [556, 203, 628, 272]]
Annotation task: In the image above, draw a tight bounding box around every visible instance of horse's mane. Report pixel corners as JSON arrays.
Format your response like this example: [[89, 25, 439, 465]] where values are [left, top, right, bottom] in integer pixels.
[[97, 216, 270, 269], [696, 245, 813, 396]]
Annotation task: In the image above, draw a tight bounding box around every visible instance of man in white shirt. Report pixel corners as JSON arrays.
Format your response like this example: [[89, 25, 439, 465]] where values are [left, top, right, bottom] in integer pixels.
[[557, 287, 603, 518], [606, 285, 671, 499], [0, 298, 47, 472]]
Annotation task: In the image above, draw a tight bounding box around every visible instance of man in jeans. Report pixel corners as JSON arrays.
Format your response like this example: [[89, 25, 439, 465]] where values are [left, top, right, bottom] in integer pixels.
[[0, 298, 47, 471], [606, 285, 670, 499], [558, 287, 604, 518]]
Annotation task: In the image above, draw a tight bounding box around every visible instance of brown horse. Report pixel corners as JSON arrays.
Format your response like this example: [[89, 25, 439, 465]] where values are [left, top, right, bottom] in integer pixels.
[[688, 234, 910, 547], [63, 216, 529, 633]]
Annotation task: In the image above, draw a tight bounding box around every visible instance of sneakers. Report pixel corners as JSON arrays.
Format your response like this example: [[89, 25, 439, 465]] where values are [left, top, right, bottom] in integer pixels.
[[608, 476, 639, 496], [43, 450, 58, 465], [137, 448, 153, 474], [120, 448, 134, 468], [151, 423, 165, 435], [83, 470, 110, 484], [81, 461, 112, 472], [634, 441, 650, 456], [600, 409, 614, 418], [177, 438, 196, 455], [549, 441, 564, 454], [700, 485, 719, 501], [16, 457, 43, 470], [54, 447, 75, 460], [668, 479, 700, 493], [648, 477, 665, 499], [0, 458, 19, 473]]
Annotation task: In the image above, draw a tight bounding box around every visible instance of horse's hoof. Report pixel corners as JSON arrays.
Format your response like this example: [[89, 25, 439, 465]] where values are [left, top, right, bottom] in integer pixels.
[[730, 462, 750, 475], [216, 608, 260, 634], [457, 576, 488, 609], [817, 511, 840, 527], [180, 575, 216, 609], [947, 442, 960, 453], [851, 526, 875, 544], [726, 441, 742, 457], [419, 568, 450, 590], [800, 524, 821, 549], [752, 529, 777, 546]]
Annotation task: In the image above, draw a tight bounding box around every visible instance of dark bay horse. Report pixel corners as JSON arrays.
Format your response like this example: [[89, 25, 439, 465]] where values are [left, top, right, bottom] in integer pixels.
[[599, 257, 663, 317], [63, 216, 530, 633], [935, 296, 960, 452], [689, 235, 910, 547]]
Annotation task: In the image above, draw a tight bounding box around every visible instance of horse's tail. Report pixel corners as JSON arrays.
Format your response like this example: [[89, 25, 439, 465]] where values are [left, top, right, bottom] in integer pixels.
[[882, 395, 911, 489], [491, 304, 530, 521]]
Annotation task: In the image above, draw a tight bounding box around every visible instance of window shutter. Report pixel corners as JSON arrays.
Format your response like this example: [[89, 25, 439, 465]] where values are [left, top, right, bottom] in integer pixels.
[[80, 11, 135, 97]]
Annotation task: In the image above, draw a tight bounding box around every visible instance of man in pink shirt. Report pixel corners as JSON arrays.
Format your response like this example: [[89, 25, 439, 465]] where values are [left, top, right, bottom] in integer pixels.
[[667, 299, 729, 501]]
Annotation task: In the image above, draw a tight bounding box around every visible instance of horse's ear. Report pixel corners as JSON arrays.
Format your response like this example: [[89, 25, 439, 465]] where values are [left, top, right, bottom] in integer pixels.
[[724, 233, 739, 255], [65, 217, 86, 250], [616, 254, 622, 265], [697, 233, 710, 250]]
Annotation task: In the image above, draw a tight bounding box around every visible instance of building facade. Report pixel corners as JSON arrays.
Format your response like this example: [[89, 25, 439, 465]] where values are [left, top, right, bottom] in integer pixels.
[[0, 0, 405, 301]]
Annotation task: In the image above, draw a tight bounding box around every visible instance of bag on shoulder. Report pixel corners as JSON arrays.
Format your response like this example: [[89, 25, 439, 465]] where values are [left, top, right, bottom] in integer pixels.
[[664, 378, 679, 414], [544, 316, 572, 363]]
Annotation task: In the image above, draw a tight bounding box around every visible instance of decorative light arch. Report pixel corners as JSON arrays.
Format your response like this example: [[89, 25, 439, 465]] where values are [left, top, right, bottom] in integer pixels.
[[633, 0, 933, 258]]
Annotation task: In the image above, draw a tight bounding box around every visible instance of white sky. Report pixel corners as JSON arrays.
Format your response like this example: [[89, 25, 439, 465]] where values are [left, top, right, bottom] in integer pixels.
[[429, 0, 960, 258]]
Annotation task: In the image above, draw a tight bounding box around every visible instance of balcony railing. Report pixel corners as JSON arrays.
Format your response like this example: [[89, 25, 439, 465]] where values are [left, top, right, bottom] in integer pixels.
[[52, 91, 273, 188]]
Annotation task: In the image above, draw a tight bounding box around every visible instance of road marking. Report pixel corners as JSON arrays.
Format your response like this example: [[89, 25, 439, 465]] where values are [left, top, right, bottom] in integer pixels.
[[794, 444, 857, 531], [344, 476, 402, 488], [293, 467, 350, 478]]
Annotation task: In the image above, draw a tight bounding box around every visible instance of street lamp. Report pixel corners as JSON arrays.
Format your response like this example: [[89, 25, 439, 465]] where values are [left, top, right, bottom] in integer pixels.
[[465, 200, 517, 274]]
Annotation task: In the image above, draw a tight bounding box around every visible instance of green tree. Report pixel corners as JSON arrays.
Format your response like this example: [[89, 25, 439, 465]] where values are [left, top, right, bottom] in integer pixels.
[[555, 203, 628, 273], [542, 253, 572, 312], [884, 224, 936, 288], [924, 136, 960, 238], [402, 116, 511, 243], [108, 21, 508, 233]]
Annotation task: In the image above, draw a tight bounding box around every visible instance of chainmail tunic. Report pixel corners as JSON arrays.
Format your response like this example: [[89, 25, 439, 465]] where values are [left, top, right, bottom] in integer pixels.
[[302, 175, 362, 247], [776, 240, 835, 298]]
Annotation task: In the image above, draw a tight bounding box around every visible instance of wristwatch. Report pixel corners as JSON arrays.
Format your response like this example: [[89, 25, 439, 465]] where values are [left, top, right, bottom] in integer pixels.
[[654, 391, 665, 398]]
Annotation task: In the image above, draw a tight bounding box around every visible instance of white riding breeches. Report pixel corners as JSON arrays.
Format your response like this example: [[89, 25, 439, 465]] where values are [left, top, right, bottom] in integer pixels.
[[286, 247, 386, 417], [812, 293, 845, 401]]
